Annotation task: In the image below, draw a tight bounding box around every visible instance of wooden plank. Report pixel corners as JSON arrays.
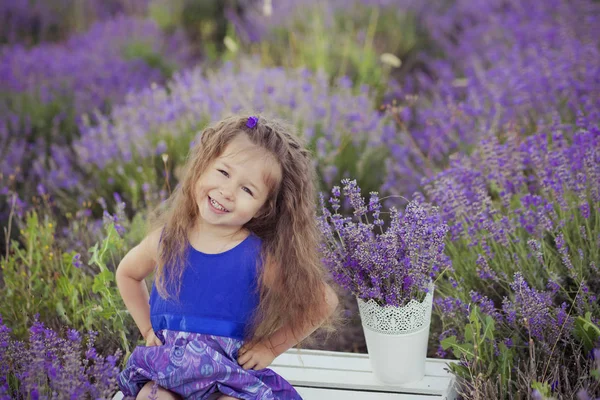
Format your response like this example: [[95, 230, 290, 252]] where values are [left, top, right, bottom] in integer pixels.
[[113, 388, 440, 400], [296, 386, 441, 399], [270, 364, 452, 396], [442, 377, 458, 400], [271, 349, 455, 396], [273, 350, 453, 377]]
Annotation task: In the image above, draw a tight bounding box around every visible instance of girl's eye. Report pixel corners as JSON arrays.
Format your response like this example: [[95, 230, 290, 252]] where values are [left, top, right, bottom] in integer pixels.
[[218, 169, 229, 177], [242, 187, 254, 196]]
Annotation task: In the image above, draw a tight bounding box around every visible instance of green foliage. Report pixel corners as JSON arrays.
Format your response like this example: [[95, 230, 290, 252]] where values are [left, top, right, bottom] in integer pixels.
[[442, 306, 515, 389], [149, 0, 185, 31], [86, 116, 208, 213], [149, 0, 230, 60], [122, 41, 178, 78], [1, 90, 78, 141], [254, 3, 423, 99], [531, 381, 553, 398], [574, 312, 600, 353], [309, 126, 389, 200], [0, 211, 135, 359]]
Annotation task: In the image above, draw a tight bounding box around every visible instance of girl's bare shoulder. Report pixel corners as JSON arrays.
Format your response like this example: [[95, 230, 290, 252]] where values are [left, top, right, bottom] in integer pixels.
[[116, 227, 163, 281], [141, 227, 164, 258]]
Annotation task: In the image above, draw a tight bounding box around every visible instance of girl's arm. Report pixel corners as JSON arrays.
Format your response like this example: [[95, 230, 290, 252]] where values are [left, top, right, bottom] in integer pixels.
[[238, 283, 339, 370], [115, 228, 162, 340]]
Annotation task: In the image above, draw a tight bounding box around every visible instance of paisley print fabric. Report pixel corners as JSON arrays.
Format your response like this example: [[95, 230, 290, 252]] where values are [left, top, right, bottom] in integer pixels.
[[117, 330, 302, 399]]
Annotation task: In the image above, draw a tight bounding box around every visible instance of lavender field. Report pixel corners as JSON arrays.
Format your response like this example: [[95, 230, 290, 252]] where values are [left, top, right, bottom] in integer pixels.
[[0, 0, 599, 398]]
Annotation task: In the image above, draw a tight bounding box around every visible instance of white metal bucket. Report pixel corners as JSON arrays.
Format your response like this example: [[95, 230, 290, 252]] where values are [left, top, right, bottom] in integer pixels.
[[357, 285, 434, 385]]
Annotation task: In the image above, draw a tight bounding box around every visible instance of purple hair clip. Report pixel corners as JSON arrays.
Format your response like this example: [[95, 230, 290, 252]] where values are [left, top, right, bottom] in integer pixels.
[[246, 116, 258, 129]]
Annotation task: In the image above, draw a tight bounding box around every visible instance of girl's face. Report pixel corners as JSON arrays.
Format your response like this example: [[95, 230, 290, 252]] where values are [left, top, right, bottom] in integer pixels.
[[194, 133, 281, 233]]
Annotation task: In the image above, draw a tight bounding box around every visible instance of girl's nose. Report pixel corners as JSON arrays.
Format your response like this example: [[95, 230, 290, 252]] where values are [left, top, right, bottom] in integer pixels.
[[219, 187, 234, 201]]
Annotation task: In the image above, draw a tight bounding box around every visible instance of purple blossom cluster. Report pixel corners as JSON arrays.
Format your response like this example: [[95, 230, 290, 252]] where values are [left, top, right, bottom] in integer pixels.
[[317, 179, 449, 306], [1, 15, 190, 116], [61, 61, 390, 199], [382, 0, 600, 197], [422, 116, 599, 243], [425, 117, 599, 303], [0, 15, 194, 197], [0, 0, 150, 44], [427, 116, 599, 394], [501, 273, 573, 348], [0, 315, 121, 399]]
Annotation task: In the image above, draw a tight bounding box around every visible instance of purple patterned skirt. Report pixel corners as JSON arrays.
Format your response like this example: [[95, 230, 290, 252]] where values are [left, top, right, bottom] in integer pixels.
[[118, 330, 302, 399]]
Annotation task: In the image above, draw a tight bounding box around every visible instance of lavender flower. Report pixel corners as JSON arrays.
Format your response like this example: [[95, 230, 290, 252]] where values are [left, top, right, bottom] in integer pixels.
[[383, 0, 600, 198], [0, 0, 149, 44], [501, 273, 572, 348], [424, 120, 599, 246], [0, 316, 121, 398], [71, 253, 83, 269], [318, 179, 449, 306]]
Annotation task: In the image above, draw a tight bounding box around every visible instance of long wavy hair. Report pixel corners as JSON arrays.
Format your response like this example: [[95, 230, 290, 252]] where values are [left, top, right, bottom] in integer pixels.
[[149, 114, 336, 346]]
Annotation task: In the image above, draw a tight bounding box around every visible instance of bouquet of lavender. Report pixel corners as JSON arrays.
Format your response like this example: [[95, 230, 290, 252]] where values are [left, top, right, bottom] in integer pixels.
[[317, 179, 449, 307]]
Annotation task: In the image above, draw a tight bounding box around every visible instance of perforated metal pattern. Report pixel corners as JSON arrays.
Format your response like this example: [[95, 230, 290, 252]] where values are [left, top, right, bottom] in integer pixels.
[[357, 288, 434, 335]]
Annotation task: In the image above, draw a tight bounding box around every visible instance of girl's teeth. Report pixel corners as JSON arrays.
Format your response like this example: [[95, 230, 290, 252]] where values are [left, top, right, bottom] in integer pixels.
[[210, 198, 227, 211]]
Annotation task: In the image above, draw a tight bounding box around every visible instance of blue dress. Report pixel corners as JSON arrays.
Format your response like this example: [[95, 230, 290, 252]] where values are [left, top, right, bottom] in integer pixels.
[[117, 234, 302, 399]]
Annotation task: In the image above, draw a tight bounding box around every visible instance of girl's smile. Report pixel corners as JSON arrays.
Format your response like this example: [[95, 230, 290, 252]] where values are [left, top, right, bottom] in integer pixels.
[[208, 196, 229, 213]]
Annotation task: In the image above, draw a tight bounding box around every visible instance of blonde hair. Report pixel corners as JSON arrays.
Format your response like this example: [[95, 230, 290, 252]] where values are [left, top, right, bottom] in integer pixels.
[[150, 114, 337, 346]]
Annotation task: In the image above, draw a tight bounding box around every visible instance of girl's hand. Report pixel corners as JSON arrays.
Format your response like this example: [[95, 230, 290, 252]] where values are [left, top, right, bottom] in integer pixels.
[[143, 328, 162, 347], [237, 341, 278, 370]]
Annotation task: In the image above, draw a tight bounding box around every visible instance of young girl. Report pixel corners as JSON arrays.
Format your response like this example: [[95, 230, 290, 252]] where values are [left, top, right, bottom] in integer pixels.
[[115, 115, 339, 400]]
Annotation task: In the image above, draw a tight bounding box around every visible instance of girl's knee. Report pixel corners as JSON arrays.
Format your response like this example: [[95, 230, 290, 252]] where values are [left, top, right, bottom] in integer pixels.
[[136, 381, 181, 400], [218, 396, 240, 400]]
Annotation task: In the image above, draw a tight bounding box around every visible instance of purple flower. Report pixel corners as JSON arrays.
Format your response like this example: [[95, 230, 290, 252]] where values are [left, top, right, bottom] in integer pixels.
[[67, 329, 81, 343], [579, 202, 590, 219], [0, 317, 121, 398], [318, 179, 449, 306], [246, 116, 259, 128], [341, 179, 368, 217], [532, 390, 544, 400], [72, 253, 83, 269], [85, 348, 98, 361]]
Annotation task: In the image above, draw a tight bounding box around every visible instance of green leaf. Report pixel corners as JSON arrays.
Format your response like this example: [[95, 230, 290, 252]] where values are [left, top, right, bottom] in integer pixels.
[[468, 306, 482, 334], [497, 343, 514, 387], [448, 363, 471, 379], [88, 243, 100, 265], [483, 316, 495, 341], [464, 324, 473, 342], [92, 269, 114, 294], [56, 276, 73, 297], [99, 309, 115, 319], [441, 335, 458, 350], [574, 313, 600, 352], [486, 359, 496, 378], [531, 381, 551, 397], [55, 301, 72, 325], [441, 336, 476, 359]]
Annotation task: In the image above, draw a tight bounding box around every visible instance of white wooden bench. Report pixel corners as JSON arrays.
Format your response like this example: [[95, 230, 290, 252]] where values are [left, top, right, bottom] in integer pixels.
[[113, 349, 457, 399]]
